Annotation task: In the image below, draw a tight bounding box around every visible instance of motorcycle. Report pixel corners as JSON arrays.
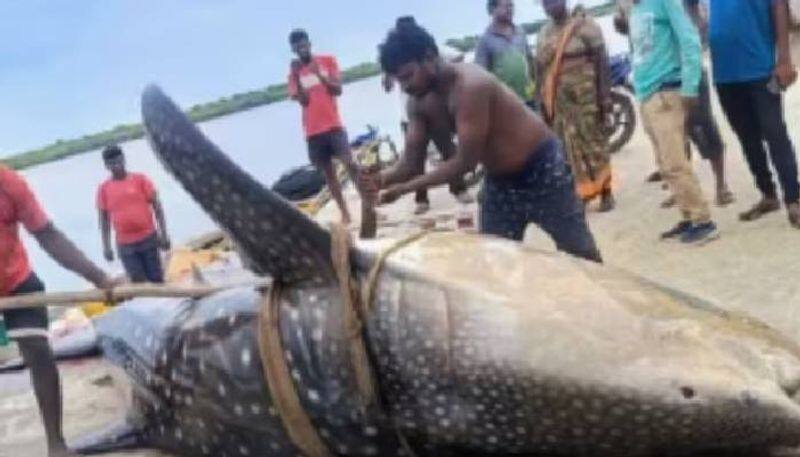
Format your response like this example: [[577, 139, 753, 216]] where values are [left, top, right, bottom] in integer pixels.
[[607, 53, 637, 154]]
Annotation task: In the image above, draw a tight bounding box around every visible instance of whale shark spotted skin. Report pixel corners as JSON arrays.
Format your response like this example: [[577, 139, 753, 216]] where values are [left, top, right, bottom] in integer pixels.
[[73, 85, 800, 457]]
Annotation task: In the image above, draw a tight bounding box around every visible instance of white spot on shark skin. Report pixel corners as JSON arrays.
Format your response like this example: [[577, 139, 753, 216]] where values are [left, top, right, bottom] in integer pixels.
[[268, 407, 278, 417], [216, 307, 225, 318], [218, 384, 227, 397], [146, 335, 154, 349], [201, 445, 210, 454], [362, 446, 378, 455], [269, 441, 280, 450], [307, 389, 321, 403], [291, 369, 302, 382], [309, 294, 319, 303], [289, 308, 300, 322], [228, 315, 237, 327], [239, 445, 250, 455], [234, 404, 244, 416], [241, 348, 252, 367], [311, 327, 323, 342], [320, 428, 331, 438], [250, 404, 261, 415]]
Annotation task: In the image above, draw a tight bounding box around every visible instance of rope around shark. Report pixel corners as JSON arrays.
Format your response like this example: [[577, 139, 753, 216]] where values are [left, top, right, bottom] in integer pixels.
[[258, 224, 431, 457]]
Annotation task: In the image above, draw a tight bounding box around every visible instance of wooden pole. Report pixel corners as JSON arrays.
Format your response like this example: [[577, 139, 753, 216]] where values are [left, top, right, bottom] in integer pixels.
[[0, 278, 272, 312]]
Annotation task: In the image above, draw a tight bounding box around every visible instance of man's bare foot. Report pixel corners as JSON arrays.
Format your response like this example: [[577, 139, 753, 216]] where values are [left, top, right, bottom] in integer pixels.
[[739, 198, 780, 222], [660, 195, 676, 208], [414, 202, 431, 215], [715, 189, 735, 207], [787, 202, 800, 229], [599, 192, 616, 212]]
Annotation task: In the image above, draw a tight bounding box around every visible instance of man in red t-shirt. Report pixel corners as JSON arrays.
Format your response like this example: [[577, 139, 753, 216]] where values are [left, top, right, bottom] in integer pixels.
[[0, 165, 114, 457], [287, 29, 362, 224], [97, 145, 171, 283]]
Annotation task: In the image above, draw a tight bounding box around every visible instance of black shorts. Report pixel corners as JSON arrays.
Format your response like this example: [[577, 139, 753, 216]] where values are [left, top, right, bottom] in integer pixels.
[[479, 138, 602, 263], [686, 70, 724, 160], [306, 128, 350, 165], [2, 273, 48, 340]]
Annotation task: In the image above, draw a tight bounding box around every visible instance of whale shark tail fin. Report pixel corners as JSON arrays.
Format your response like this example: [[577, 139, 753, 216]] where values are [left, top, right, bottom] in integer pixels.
[[141, 85, 337, 286], [71, 420, 146, 455]]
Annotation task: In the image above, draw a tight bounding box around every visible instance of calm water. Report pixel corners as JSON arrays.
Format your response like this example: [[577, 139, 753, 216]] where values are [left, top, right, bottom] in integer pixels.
[[19, 75, 405, 291], [17, 16, 627, 292]]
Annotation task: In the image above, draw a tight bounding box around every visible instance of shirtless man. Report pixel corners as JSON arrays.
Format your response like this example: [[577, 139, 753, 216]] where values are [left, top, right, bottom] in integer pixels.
[[374, 21, 601, 262]]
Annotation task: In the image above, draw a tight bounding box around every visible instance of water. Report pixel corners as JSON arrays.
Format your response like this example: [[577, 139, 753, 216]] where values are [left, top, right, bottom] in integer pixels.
[[19, 75, 405, 291], [16, 15, 628, 292]]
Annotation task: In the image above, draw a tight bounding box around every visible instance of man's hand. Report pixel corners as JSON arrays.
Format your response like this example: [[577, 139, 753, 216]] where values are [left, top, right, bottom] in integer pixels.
[[378, 184, 408, 205], [308, 60, 321, 76], [774, 62, 798, 89], [613, 13, 629, 35], [290, 59, 303, 77], [93, 274, 123, 291], [103, 247, 114, 262], [158, 233, 171, 251]]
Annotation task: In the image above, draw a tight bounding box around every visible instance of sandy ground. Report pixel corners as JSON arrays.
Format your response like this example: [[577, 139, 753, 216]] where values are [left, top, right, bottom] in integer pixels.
[[4, 41, 800, 457]]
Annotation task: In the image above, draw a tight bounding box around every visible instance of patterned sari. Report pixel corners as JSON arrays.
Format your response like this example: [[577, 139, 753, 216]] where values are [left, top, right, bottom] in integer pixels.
[[538, 15, 612, 202]]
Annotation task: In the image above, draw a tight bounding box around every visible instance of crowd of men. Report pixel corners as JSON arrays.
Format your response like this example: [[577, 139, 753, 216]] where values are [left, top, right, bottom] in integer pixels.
[[288, 0, 799, 249], [1, 0, 799, 455]]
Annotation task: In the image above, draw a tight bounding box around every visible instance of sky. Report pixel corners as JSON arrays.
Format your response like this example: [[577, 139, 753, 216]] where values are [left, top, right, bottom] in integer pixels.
[[0, 0, 602, 156]]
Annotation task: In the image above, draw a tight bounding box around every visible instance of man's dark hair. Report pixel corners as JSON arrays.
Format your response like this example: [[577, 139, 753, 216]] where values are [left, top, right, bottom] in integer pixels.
[[102, 145, 123, 161], [487, 0, 500, 13], [288, 29, 309, 45], [379, 21, 439, 74], [395, 16, 417, 30]]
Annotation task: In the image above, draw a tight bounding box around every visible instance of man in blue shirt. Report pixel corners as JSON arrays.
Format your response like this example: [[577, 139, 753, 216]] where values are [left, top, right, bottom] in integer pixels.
[[626, 0, 718, 244], [689, 0, 800, 228]]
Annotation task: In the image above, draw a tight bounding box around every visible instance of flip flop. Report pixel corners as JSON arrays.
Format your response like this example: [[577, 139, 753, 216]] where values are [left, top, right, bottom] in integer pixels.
[[739, 199, 780, 222]]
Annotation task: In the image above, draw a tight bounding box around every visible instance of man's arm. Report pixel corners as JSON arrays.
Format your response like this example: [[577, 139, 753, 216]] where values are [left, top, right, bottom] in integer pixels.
[[683, 0, 707, 40], [151, 195, 171, 250], [665, 0, 702, 99], [313, 58, 343, 96], [773, 0, 798, 88], [381, 79, 488, 201], [474, 36, 493, 71], [32, 223, 111, 289], [379, 110, 429, 187], [288, 62, 310, 106], [98, 209, 114, 262]]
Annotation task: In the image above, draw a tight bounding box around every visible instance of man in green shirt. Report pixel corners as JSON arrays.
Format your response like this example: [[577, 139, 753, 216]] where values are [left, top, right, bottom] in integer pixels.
[[474, 0, 535, 105], [628, 0, 718, 244]]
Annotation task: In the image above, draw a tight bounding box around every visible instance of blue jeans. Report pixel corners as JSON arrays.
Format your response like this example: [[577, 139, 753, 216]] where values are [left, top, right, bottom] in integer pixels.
[[479, 138, 602, 263], [118, 233, 164, 283]]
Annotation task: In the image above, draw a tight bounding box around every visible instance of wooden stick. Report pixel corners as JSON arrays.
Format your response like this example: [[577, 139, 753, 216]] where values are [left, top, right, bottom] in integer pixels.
[[0, 278, 272, 312]]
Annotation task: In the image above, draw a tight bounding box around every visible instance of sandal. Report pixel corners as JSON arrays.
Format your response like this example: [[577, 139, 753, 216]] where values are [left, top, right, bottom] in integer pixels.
[[739, 198, 780, 222]]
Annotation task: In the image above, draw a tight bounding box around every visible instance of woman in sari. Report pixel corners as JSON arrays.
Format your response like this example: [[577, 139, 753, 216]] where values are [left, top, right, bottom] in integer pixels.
[[537, 0, 615, 211]]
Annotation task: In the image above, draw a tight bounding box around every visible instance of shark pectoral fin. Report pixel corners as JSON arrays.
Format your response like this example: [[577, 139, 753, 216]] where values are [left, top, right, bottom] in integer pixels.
[[141, 85, 337, 286], [70, 420, 146, 455]]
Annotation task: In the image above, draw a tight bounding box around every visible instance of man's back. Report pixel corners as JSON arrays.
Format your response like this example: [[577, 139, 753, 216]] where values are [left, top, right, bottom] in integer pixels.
[[446, 63, 551, 174]]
